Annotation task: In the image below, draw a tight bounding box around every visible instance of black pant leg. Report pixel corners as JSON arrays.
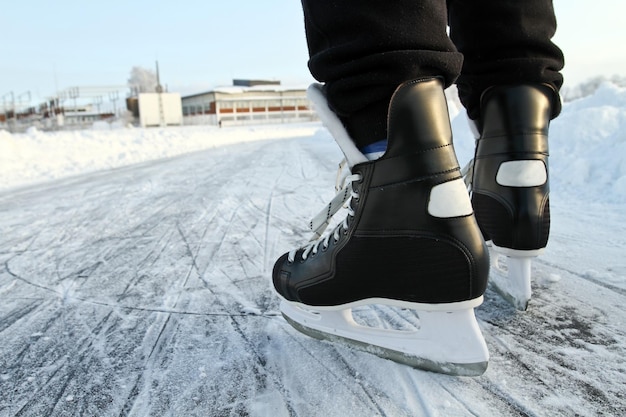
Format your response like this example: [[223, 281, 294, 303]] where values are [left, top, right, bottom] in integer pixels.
[[448, 0, 565, 120], [302, 0, 461, 147]]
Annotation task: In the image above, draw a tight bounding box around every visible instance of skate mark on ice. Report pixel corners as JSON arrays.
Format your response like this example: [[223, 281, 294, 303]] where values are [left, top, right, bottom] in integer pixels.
[[117, 231, 177, 298], [2, 299, 61, 375], [331, 349, 392, 416], [118, 313, 177, 417], [274, 322, 392, 415], [228, 317, 299, 416], [6, 249, 267, 318], [478, 283, 626, 416], [0, 229, 44, 258], [434, 380, 484, 417], [4, 260, 64, 297], [0, 299, 41, 334], [476, 378, 541, 417], [296, 144, 321, 182], [264, 187, 276, 274], [11, 310, 117, 416], [131, 229, 205, 401], [536, 258, 626, 296], [176, 222, 208, 287], [116, 226, 209, 417]]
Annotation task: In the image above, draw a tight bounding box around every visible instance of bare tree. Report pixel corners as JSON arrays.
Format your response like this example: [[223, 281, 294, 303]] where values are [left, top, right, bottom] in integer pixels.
[[128, 66, 157, 95], [561, 75, 626, 102]]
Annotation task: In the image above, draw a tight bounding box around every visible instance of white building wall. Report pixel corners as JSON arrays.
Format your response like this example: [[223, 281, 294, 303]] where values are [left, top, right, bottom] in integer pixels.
[[138, 93, 183, 127]]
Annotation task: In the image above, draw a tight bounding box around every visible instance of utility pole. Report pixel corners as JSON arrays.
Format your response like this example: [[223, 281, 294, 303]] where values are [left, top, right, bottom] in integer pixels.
[[68, 87, 79, 114], [109, 91, 119, 117], [94, 96, 103, 115], [155, 60, 165, 127], [2, 92, 15, 132]]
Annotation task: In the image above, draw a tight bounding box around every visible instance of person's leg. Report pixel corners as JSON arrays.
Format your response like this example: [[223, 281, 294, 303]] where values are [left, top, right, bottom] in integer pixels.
[[273, 1, 492, 374], [449, 0, 564, 309], [448, 0, 564, 120], [301, 0, 462, 149]]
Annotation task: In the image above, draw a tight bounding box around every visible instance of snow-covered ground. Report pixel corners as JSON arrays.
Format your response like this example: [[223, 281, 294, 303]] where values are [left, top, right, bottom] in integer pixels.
[[0, 123, 319, 193], [0, 84, 625, 416]]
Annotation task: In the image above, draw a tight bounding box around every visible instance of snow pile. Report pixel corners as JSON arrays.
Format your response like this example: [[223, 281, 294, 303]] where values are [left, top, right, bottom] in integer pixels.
[[550, 82, 626, 202], [2, 82, 626, 204], [452, 81, 626, 204], [0, 124, 318, 192]]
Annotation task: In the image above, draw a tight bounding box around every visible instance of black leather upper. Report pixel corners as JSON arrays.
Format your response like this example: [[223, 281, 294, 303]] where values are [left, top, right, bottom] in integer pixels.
[[274, 78, 490, 306], [471, 84, 555, 250]]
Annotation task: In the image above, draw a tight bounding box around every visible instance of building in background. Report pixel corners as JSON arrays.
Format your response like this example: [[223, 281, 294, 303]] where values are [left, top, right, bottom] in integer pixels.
[[135, 93, 183, 128], [181, 80, 315, 127], [127, 61, 183, 128], [2, 78, 313, 132]]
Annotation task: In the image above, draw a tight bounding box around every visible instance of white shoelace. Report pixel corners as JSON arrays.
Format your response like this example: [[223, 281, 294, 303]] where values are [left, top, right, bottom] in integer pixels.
[[288, 173, 362, 263]]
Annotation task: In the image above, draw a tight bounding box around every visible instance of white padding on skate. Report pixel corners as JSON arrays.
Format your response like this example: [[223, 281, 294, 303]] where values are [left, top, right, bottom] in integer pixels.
[[496, 160, 547, 187], [428, 179, 474, 218], [307, 84, 368, 168], [468, 118, 481, 140], [491, 242, 544, 257], [280, 298, 488, 375]]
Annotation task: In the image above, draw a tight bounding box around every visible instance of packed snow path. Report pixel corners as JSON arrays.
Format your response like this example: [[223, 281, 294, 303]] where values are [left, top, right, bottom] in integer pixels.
[[1, 130, 625, 416]]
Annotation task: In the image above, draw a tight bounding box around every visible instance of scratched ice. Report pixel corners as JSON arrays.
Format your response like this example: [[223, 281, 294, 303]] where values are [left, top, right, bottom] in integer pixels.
[[1, 83, 625, 416]]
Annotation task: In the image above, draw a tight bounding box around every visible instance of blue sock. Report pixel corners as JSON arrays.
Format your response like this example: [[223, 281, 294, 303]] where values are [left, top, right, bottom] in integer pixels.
[[360, 139, 387, 160]]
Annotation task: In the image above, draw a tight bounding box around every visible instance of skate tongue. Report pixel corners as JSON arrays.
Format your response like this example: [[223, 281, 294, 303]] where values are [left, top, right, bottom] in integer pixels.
[[307, 84, 368, 168]]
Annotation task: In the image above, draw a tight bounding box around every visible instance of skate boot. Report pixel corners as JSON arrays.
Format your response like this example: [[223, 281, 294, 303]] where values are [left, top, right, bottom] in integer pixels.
[[468, 84, 559, 310], [272, 77, 490, 376]]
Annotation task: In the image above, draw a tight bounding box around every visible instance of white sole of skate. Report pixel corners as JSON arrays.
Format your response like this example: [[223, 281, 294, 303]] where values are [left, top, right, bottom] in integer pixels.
[[279, 297, 489, 376], [488, 243, 544, 311]]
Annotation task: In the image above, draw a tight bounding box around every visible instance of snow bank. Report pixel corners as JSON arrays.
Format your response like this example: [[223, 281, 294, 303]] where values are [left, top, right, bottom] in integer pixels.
[[1, 83, 625, 204], [550, 82, 626, 202], [0, 123, 318, 192], [452, 82, 626, 204]]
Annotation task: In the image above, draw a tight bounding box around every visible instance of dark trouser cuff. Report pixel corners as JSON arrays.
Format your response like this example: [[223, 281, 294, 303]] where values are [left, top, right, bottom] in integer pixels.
[[340, 100, 390, 149]]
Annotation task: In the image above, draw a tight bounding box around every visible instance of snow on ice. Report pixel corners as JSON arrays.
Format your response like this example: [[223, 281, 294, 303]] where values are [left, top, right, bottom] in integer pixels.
[[0, 83, 625, 416]]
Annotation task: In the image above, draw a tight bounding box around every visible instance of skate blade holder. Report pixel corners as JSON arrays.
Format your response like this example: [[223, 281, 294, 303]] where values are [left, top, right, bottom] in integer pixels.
[[280, 298, 489, 376], [488, 243, 544, 311]]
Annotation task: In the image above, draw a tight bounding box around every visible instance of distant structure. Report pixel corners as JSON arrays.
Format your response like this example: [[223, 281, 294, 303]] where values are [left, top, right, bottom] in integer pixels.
[[127, 61, 183, 128], [2, 75, 312, 132], [181, 80, 315, 127], [232, 79, 281, 87], [1, 86, 128, 132]]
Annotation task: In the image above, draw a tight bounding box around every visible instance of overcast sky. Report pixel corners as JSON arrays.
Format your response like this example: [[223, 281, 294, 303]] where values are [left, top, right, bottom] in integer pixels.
[[1, 0, 624, 103]]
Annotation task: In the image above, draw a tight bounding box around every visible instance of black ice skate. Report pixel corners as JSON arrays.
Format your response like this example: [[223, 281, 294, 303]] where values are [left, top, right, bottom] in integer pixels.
[[465, 84, 559, 310], [272, 78, 490, 376]]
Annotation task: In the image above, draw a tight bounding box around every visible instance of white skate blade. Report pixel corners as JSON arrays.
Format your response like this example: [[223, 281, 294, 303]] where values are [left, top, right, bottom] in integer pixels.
[[488, 244, 543, 311], [280, 299, 489, 376]]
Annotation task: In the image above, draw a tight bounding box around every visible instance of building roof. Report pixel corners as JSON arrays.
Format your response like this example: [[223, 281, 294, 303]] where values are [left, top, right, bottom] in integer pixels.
[[182, 84, 309, 100]]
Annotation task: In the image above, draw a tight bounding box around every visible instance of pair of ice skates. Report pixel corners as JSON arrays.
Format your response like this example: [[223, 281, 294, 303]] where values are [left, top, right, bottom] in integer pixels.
[[272, 77, 557, 376]]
